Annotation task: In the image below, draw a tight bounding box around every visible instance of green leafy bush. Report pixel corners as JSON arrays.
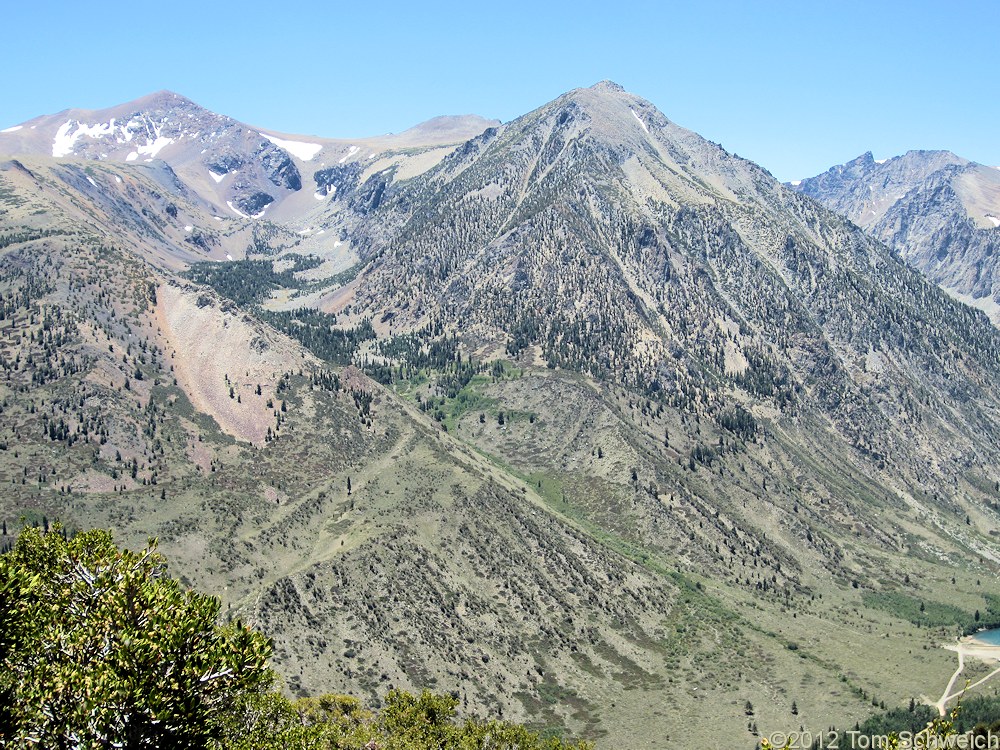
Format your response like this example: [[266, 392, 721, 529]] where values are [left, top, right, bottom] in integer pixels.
[[0, 527, 272, 748], [224, 688, 593, 749]]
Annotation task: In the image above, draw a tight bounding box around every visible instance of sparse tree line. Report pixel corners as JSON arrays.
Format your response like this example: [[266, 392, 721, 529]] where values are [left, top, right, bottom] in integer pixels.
[[186, 257, 323, 308], [0, 236, 216, 512], [0, 227, 65, 251]]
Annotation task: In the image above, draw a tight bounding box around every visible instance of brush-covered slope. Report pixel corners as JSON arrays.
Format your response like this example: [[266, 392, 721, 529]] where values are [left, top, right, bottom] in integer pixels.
[[1, 84, 999, 748], [0, 148, 730, 748], [794, 151, 1000, 323]]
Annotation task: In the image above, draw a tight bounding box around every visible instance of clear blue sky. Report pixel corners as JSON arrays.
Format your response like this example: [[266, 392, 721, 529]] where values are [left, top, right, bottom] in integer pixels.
[[2, 0, 996, 181]]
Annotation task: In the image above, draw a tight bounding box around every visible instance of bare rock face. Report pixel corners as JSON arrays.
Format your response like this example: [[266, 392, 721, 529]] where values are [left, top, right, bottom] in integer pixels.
[[155, 282, 317, 443], [205, 151, 246, 176], [793, 150, 969, 227], [794, 150, 1000, 323], [230, 187, 275, 217], [256, 142, 302, 191]]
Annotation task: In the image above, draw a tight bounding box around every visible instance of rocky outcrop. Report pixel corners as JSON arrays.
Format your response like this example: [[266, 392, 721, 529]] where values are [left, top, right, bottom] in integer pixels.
[[257, 142, 302, 191], [794, 151, 1000, 323]]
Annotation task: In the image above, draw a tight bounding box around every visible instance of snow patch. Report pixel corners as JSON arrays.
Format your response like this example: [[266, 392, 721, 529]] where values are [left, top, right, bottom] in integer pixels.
[[52, 119, 118, 157], [184, 225, 193, 232], [209, 170, 227, 184], [259, 132, 322, 161], [226, 201, 249, 218], [1, 125, 23, 133], [986, 214, 1000, 228], [790, 180, 802, 186], [125, 152, 138, 162], [368, 152, 376, 158], [226, 201, 268, 219], [86, 176, 98, 188], [226, 253, 233, 261], [122, 114, 175, 160], [630, 109, 649, 133], [135, 136, 174, 160], [875, 158, 888, 164], [334, 240, 342, 247], [338, 145, 360, 164], [115, 176, 122, 184]]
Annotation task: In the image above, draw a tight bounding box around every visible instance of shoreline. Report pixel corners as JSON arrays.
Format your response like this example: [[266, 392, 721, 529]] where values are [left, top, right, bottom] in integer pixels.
[[947, 634, 1000, 660]]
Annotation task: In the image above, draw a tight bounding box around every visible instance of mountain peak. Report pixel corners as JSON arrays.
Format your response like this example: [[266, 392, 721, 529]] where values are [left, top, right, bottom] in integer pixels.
[[537, 80, 666, 140], [588, 79, 627, 94], [127, 89, 199, 110], [897, 148, 967, 167], [565, 79, 640, 106]]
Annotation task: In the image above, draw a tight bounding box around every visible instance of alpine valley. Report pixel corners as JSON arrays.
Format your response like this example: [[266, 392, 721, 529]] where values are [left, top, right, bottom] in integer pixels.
[[1, 82, 999, 749]]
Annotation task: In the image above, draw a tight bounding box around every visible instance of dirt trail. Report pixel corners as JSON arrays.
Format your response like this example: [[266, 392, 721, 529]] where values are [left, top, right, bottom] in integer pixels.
[[933, 638, 1000, 716], [935, 647, 965, 716]]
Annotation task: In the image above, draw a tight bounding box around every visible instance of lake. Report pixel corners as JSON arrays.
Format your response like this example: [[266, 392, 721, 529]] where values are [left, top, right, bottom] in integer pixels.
[[972, 628, 1000, 646]]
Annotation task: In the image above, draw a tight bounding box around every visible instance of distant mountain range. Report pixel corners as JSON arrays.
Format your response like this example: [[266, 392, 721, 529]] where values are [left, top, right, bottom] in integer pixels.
[[1, 84, 999, 747], [0, 90, 498, 221], [792, 150, 1000, 323]]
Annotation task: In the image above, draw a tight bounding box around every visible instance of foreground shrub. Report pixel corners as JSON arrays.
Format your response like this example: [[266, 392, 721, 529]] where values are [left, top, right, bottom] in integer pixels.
[[0, 528, 272, 748], [1, 528, 591, 749]]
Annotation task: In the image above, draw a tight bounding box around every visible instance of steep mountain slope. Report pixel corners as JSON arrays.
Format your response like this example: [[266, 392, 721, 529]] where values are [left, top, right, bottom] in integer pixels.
[[285, 80, 1000, 728], [319, 82, 1000, 500], [793, 151, 1000, 323], [0, 85, 999, 748]]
